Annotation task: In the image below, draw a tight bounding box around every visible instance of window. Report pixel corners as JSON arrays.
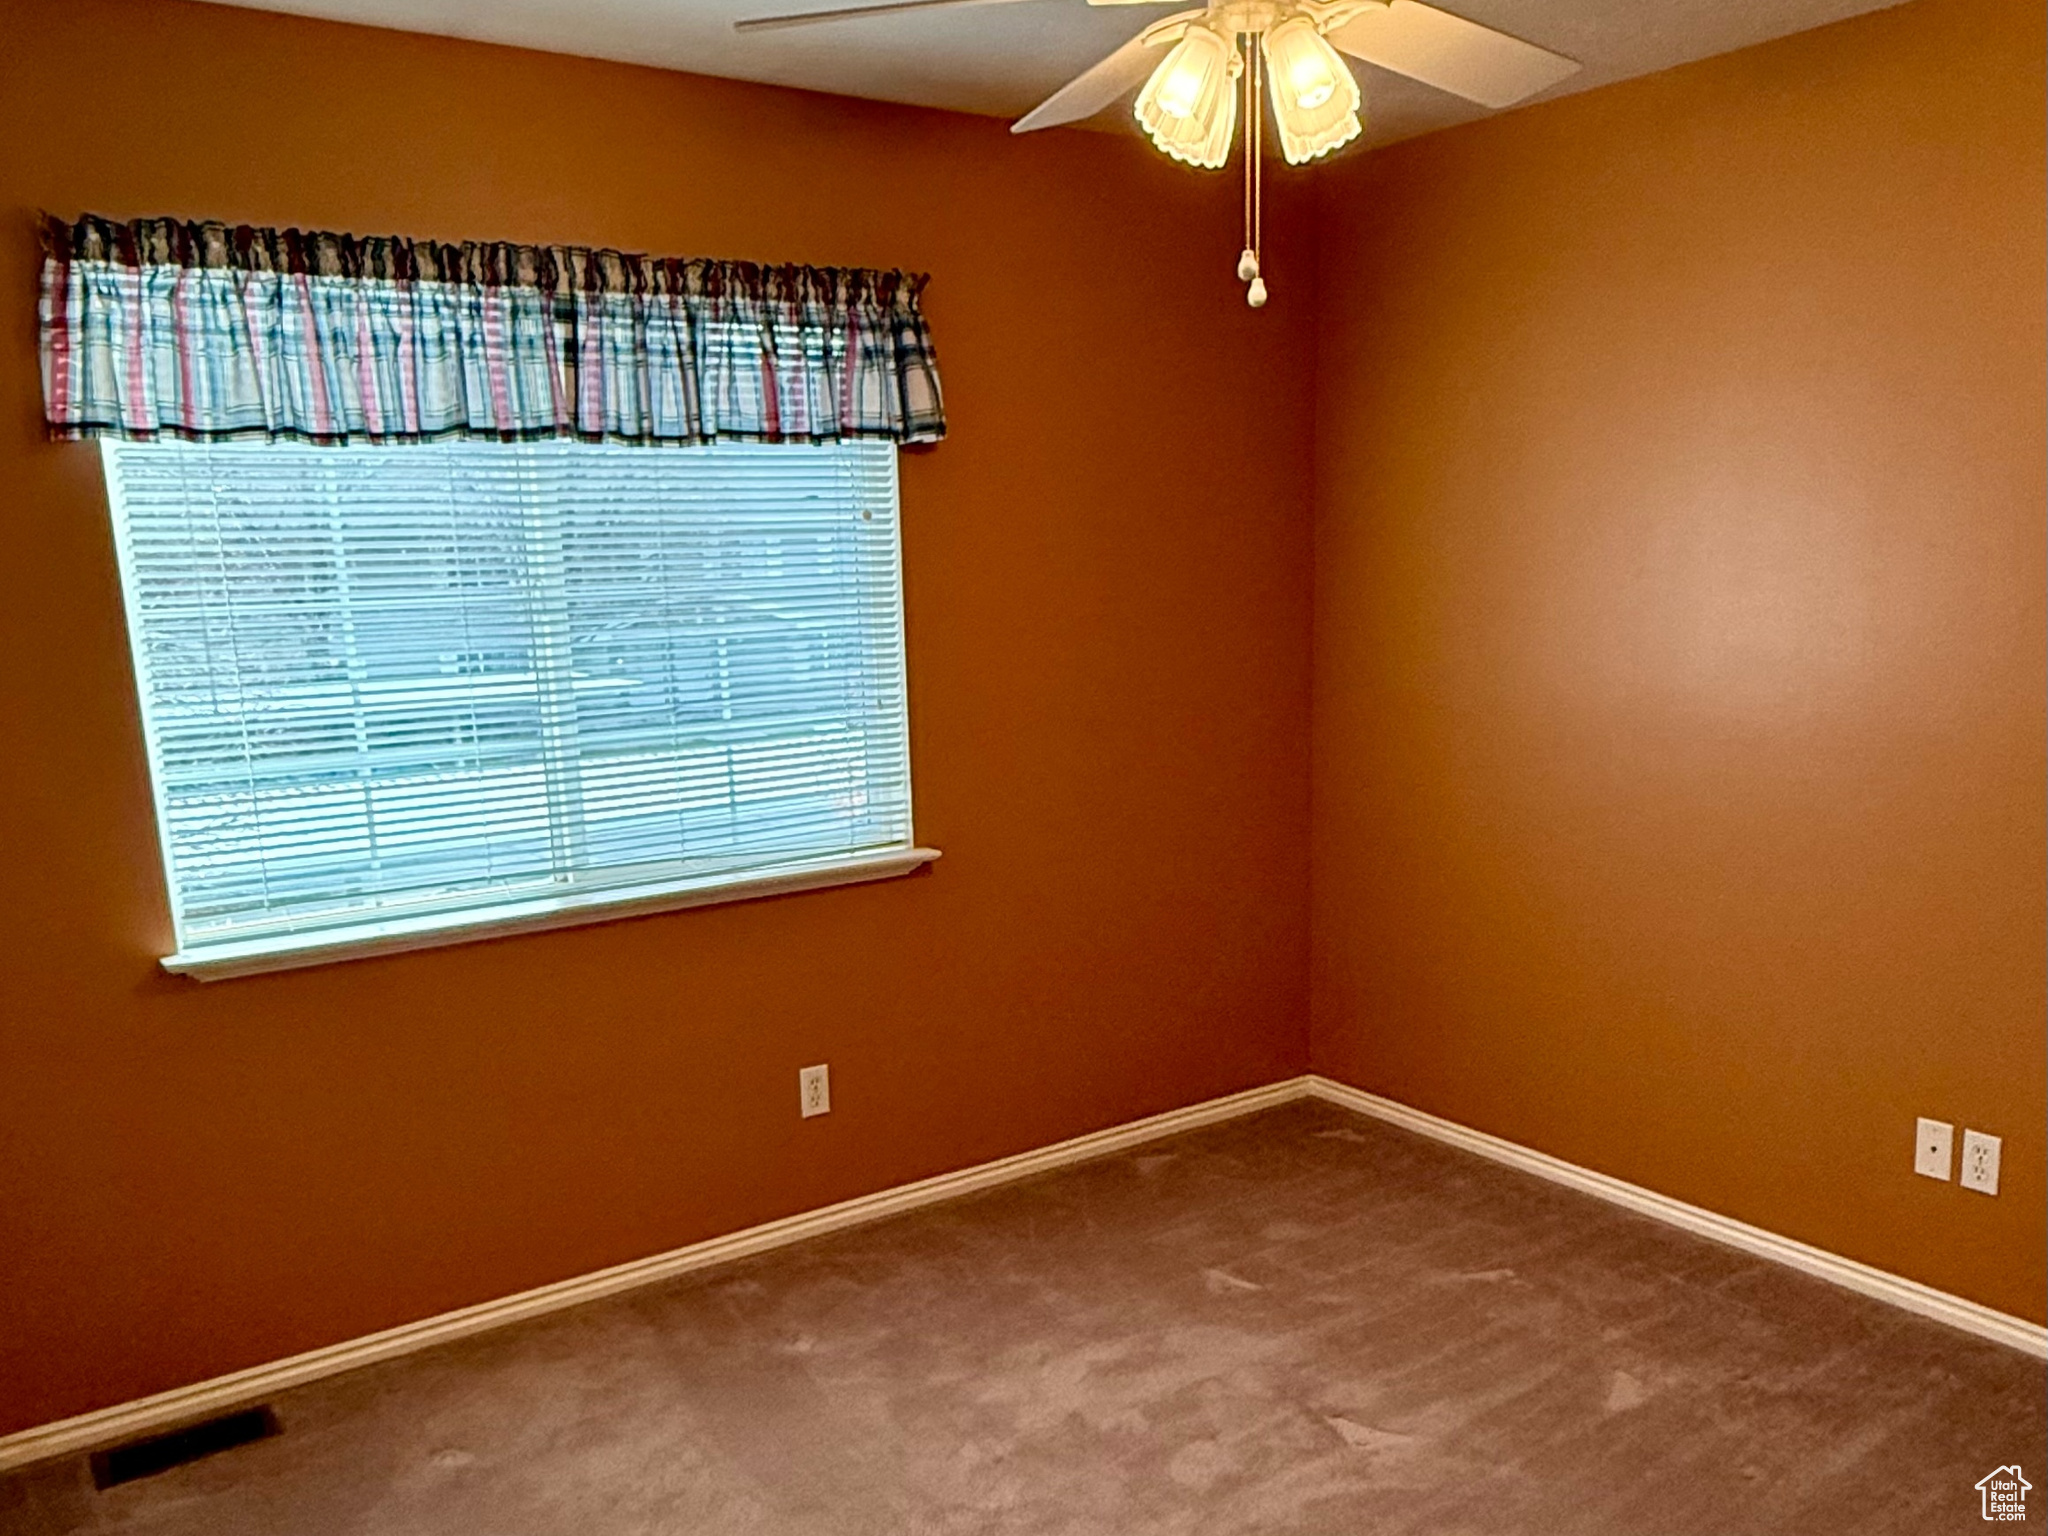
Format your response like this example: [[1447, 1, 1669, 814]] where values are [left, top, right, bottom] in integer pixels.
[[101, 437, 931, 979]]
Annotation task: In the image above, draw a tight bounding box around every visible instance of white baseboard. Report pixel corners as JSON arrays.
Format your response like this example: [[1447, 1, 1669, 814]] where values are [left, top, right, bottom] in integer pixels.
[[1303, 1075, 2048, 1360], [4, 1071, 2038, 1475], [0, 1077, 1304, 1475]]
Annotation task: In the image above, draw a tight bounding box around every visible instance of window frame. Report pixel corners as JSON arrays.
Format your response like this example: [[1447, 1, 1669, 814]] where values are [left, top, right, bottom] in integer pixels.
[[100, 438, 938, 981]]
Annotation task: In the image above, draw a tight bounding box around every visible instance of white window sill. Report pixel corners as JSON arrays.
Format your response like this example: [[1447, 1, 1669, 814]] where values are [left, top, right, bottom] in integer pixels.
[[162, 847, 942, 982]]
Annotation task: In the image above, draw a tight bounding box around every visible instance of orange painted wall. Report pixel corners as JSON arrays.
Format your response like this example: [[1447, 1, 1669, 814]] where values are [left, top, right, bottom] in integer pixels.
[[1310, 0, 2046, 1320], [0, 0, 1316, 1432]]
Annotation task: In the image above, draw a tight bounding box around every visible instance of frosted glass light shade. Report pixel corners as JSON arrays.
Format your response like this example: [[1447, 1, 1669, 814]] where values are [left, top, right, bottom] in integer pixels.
[[1262, 16, 1361, 164], [1135, 25, 1240, 170]]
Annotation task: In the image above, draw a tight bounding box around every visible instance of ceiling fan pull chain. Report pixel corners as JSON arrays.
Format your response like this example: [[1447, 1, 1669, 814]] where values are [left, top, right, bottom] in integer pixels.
[[1238, 35, 1258, 286], [1247, 37, 1268, 307]]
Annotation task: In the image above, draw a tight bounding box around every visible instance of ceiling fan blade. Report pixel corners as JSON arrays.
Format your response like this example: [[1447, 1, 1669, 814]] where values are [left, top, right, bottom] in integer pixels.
[[734, 0, 1029, 34], [1011, 16, 1196, 133], [1325, 0, 1579, 109]]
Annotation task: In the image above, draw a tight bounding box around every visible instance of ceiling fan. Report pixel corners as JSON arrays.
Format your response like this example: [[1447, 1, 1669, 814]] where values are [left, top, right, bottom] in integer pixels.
[[734, 0, 1579, 306]]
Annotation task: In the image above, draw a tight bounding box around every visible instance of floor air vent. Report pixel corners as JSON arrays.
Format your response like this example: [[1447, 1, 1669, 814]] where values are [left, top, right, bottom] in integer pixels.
[[89, 1406, 281, 1490]]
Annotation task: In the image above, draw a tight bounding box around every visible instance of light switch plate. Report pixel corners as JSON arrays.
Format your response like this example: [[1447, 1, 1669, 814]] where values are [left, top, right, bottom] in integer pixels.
[[1914, 1117, 1952, 1181]]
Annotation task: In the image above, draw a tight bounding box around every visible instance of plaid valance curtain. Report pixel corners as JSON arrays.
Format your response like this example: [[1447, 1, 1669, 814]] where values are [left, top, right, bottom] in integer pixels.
[[38, 213, 946, 447]]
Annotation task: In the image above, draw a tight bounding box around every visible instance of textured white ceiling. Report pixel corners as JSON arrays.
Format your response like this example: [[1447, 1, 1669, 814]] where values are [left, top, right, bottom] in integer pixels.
[[190, 0, 1912, 148]]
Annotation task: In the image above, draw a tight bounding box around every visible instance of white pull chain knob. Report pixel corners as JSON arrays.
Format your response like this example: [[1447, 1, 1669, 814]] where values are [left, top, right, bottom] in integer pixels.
[[1246, 275, 1268, 308]]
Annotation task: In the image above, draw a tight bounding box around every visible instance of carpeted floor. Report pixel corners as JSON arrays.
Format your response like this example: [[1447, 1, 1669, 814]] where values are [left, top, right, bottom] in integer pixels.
[[2, 1100, 2041, 1534]]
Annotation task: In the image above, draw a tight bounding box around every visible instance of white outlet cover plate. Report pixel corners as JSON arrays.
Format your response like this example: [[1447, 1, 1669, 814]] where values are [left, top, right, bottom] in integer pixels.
[[800, 1064, 831, 1119], [1960, 1129, 2000, 1195], [1913, 1117, 1953, 1181]]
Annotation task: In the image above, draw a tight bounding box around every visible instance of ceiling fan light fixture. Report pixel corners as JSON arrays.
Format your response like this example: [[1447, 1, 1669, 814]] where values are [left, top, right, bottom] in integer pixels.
[[744, 0, 1586, 316], [1135, 24, 1240, 169], [1262, 14, 1362, 164]]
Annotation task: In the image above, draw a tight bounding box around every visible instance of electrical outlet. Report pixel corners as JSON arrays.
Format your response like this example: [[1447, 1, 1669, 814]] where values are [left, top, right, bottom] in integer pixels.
[[1913, 1117, 1953, 1181], [1959, 1130, 2000, 1196], [799, 1064, 831, 1119]]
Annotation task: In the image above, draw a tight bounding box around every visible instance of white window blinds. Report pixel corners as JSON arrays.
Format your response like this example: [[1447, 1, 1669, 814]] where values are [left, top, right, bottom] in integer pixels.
[[101, 437, 919, 975]]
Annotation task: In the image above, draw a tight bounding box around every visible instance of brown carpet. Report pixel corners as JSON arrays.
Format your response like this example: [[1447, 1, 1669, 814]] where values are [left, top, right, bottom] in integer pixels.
[[2, 1100, 2041, 1534]]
